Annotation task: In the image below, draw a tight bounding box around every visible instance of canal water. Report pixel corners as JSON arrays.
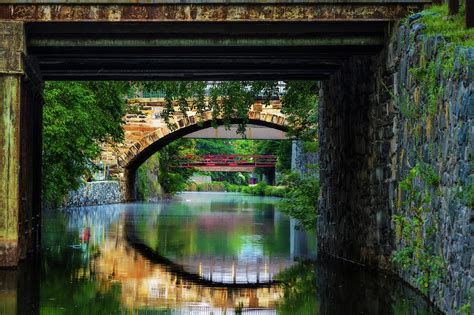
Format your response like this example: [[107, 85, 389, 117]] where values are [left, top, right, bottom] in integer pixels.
[[0, 192, 440, 314]]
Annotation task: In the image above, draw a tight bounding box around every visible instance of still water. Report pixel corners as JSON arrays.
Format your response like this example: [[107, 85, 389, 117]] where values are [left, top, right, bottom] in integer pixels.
[[0, 192, 439, 314]]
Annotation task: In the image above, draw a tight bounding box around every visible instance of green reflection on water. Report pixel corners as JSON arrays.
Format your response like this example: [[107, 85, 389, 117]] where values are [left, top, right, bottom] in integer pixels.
[[274, 262, 319, 315], [29, 192, 440, 314], [133, 193, 298, 260]]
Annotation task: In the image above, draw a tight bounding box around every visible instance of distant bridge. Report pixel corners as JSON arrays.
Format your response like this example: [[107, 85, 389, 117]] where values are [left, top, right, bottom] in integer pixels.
[[174, 154, 277, 172], [100, 97, 288, 180]]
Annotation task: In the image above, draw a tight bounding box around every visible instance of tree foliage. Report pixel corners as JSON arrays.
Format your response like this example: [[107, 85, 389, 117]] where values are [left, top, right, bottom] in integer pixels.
[[392, 163, 445, 293], [137, 139, 196, 198], [279, 172, 319, 230], [42, 80, 319, 205], [280, 81, 319, 141], [42, 81, 128, 206], [132, 81, 319, 139]]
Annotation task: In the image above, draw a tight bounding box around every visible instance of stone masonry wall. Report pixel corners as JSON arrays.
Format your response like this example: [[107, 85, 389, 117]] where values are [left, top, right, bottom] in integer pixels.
[[64, 181, 121, 208], [388, 15, 473, 314], [291, 140, 318, 176], [318, 14, 473, 314], [318, 52, 394, 269]]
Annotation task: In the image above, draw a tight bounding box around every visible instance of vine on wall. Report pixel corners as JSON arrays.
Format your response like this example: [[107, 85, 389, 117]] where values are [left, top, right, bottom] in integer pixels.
[[392, 163, 445, 294]]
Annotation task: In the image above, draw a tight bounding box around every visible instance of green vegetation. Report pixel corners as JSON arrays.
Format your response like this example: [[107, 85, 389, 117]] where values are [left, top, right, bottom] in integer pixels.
[[463, 181, 474, 208], [42, 81, 128, 206], [43, 80, 318, 208], [274, 262, 319, 314], [399, 4, 473, 123], [392, 163, 445, 294], [458, 300, 472, 315], [280, 81, 319, 141], [136, 153, 162, 200], [134, 81, 319, 140], [194, 139, 292, 184], [186, 181, 289, 197], [280, 172, 319, 230], [137, 138, 294, 199], [137, 139, 195, 199], [421, 4, 474, 47]]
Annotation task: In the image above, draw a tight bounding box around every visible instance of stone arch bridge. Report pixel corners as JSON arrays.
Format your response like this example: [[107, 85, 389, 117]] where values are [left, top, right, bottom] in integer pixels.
[[100, 97, 289, 199]]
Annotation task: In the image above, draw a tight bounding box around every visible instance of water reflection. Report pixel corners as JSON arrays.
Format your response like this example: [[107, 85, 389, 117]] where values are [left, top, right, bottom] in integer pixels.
[[128, 193, 315, 285], [0, 192, 441, 314]]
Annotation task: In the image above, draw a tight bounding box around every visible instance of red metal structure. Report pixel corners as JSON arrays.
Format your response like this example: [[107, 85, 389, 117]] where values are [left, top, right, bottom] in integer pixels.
[[175, 154, 277, 169]]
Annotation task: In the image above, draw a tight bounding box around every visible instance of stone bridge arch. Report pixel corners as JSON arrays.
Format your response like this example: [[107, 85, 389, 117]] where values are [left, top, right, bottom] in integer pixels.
[[108, 110, 288, 201]]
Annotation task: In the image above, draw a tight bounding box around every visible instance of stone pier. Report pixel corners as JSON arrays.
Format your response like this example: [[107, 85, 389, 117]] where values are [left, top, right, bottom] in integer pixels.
[[0, 21, 43, 266]]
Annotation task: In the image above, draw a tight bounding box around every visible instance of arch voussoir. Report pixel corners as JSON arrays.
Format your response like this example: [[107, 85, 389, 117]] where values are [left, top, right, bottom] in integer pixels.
[[113, 110, 287, 172]]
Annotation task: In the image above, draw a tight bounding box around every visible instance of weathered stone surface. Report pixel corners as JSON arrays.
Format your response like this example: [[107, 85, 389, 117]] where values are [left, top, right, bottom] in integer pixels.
[[114, 109, 287, 176], [0, 76, 21, 247], [0, 21, 25, 267], [318, 15, 473, 315], [0, 3, 426, 22], [318, 51, 394, 269], [0, 243, 18, 267], [0, 21, 24, 74], [389, 21, 473, 314], [63, 181, 121, 208], [291, 140, 318, 176]]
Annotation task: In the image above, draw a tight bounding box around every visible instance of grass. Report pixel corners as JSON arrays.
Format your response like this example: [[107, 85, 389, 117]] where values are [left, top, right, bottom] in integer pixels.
[[420, 4, 474, 47]]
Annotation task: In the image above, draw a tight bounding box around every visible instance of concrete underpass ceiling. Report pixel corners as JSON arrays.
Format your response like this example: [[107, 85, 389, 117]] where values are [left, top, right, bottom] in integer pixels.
[[25, 21, 388, 80]]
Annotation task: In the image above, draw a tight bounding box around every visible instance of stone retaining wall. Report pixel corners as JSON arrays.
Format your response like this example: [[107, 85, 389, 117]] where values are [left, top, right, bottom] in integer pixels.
[[291, 140, 318, 176], [64, 181, 121, 208], [318, 14, 473, 314], [389, 15, 473, 314]]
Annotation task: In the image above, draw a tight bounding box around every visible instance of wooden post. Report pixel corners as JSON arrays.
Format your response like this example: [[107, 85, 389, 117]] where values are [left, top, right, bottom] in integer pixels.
[[467, 0, 474, 28], [448, 0, 459, 15]]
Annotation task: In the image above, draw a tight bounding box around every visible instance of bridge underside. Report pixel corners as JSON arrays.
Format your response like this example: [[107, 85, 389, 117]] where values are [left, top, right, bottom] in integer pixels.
[[0, 1, 428, 266], [184, 124, 286, 140], [25, 21, 386, 80], [0, 1, 427, 80]]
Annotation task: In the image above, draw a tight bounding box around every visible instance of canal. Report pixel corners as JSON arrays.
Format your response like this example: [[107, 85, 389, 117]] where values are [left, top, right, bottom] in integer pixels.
[[1, 192, 439, 314]]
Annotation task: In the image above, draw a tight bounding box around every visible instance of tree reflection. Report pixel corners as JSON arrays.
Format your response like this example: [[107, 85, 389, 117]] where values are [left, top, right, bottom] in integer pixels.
[[274, 261, 319, 315], [40, 209, 122, 314]]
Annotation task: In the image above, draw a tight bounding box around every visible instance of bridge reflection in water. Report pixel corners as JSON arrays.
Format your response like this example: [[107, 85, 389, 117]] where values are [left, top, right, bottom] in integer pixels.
[[0, 192, 440, 314], [97, 220, 283, 312], [57, 193, 315, 313]]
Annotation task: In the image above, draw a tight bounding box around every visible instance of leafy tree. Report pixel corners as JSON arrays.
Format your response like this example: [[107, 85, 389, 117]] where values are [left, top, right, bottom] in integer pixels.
[[280, 81, 319, 141], [280, 172, 319, 230], [195, 139, 235, 155], [133, 81, 279, 135], [274, 261, 319, 314], [137, 138, 196, 198], [157, 139, 196, 195], [42, 80, 319, 205], [42, 81, 128, 206]]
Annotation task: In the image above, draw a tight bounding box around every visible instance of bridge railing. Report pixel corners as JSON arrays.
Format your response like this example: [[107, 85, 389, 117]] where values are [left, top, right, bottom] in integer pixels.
[[174, 154, 278, 168]]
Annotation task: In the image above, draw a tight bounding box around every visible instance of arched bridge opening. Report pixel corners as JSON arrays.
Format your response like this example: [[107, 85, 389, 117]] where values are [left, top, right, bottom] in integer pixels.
[[114, 112, 289, 201]]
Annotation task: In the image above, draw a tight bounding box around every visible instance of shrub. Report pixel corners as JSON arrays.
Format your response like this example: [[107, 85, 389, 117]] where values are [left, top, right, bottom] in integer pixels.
[[280, 172, 319, 230]]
